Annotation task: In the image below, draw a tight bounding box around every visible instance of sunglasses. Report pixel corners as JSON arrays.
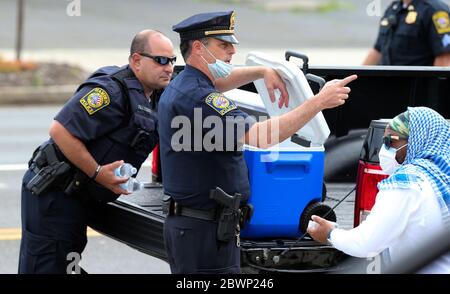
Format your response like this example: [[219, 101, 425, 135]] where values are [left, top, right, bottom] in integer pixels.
[[382, 134, 407, 149], [139, 52, 176, 65]]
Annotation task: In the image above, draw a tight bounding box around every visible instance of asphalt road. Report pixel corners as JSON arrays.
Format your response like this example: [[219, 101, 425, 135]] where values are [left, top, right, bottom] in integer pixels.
[[0, 0, 386, 49], [0, 105, 170, 274]]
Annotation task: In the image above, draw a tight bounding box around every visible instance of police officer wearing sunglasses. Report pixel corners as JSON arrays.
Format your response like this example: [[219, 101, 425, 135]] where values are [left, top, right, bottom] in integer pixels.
[[139, 52, 177, 66], [19, 30, 175, 273], [159, 11, 358, 274]]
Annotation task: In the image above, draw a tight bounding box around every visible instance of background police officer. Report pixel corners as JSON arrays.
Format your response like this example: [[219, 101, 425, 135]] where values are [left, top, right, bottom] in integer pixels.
[[159, 11, 358, 274], [18, 30, 175, 274], [363, 0, 450, 66]]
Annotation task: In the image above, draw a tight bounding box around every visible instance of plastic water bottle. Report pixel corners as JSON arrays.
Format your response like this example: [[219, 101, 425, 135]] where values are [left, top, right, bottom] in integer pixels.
[[115, 163, 137, 178], [122, 177, 144, 193], [115, 163, 143, 193]]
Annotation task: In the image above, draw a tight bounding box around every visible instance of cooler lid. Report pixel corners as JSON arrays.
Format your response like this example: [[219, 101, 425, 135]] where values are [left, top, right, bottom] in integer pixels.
[[245, 51, 330, 147]]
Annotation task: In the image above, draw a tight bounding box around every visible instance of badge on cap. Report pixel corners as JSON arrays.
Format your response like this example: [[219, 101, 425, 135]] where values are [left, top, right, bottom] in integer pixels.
[[173, 11, 239, 44], [433, 11, 450, 34], [205, 92, 237, 116], [79, 87, 110, 115], [230, 11, 235, 30], [405, 11, 417, 24]]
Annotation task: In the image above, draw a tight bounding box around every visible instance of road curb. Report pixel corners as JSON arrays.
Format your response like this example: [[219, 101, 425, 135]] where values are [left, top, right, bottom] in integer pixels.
[[0, 85, 78, 105]]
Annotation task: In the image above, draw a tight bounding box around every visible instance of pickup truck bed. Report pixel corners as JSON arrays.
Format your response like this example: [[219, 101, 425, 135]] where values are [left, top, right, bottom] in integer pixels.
[[88, 63, 449, 273], [88, 181, 356, 273]]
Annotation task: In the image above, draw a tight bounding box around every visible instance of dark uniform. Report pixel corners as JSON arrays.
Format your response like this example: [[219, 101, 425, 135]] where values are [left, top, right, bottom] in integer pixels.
[[375, 0, 450, 65], [19, 65, 159, 273], [159, 12, 255, 274]]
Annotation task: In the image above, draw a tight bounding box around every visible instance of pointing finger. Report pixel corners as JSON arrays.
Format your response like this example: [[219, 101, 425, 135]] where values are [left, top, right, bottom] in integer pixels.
[[338, 74, 358, 86]]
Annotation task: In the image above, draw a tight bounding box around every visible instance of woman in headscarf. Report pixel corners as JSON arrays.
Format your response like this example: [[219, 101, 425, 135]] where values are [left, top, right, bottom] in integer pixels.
[[308, 107, 450, 270]]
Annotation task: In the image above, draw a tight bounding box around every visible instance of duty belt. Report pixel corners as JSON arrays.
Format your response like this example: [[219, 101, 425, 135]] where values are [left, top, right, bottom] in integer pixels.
[[164, 196, 217, 222]]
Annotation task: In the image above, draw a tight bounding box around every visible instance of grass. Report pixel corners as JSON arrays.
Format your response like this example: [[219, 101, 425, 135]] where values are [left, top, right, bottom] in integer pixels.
[[317, 0, 354, 13], [192, 0, 245, 3], [31, 74, 44, 87]]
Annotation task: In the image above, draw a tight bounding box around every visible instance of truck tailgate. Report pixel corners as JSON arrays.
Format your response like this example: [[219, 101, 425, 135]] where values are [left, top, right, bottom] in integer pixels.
[[88, 183, 168, 261], [88, 182, 356, 268]]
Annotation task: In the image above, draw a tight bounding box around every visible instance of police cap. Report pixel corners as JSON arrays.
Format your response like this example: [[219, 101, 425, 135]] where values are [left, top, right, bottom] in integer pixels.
[[172, 11, 239, 44]]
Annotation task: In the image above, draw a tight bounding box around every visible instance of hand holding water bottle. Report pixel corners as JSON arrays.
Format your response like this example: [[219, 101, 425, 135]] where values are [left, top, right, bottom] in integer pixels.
[[114, 163, 144, 193], [94, 160, 130, 195]]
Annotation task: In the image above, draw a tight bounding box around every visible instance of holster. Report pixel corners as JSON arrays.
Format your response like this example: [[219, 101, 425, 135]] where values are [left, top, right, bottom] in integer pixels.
[[215, 206, 240, 242], [210, 187, 244, 243], [26, 142, 74, 196]]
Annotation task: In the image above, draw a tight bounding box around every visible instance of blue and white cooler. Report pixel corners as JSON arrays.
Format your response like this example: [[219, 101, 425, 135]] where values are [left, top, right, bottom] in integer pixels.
[[227, 52, 336, 238]]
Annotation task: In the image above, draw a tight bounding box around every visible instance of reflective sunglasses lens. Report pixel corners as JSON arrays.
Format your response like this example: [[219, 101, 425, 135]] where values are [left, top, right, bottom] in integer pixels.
[[155, 57, 168, 65], [155, 56, 176, 65]]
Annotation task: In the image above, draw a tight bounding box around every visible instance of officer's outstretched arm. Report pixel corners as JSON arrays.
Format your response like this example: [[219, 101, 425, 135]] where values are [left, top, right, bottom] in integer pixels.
[[49, 121, 130, 195], [215, 66, 289, 108], [244, 75, 357, 149]]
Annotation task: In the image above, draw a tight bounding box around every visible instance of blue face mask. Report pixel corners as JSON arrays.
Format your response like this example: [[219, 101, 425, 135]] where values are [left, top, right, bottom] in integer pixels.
[[201, 44, 234, 80]]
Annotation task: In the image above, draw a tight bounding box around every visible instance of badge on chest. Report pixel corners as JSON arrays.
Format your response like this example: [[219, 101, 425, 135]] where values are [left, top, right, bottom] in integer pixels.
[[405, 11, 418, 24]]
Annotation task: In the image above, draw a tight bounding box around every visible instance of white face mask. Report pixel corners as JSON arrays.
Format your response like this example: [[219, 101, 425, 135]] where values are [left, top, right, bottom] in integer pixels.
[[201, 44, 234, 80], [379, 143, 407, 175]]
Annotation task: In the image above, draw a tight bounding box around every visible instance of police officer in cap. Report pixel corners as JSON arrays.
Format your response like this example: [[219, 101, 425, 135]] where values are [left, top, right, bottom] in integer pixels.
[[159, 11, 358, 274], [363, 0, 450, 66], [19, 30, 176, 274]]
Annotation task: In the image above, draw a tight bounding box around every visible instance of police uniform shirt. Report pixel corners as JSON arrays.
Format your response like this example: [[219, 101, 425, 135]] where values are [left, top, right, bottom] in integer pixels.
[[374, 0, 450, 65], [158, 64, 256, 209], [54, 65, 158, 170]]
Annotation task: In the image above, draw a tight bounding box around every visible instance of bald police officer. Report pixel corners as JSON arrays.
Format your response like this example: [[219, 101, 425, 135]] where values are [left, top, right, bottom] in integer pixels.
[[19, 30, 175, 274], [363, 0, 450, 66], [159, 11, 358, 274]]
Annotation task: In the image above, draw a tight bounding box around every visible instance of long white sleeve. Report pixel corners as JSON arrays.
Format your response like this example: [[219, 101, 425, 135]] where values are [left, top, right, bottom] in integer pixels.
[[330, 188, 420, 258]]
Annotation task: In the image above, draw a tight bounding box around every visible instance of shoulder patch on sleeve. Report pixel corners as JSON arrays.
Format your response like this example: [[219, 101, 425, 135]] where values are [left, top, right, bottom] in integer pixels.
[[204, 92, 237, 116], [433, 11, 450, 34], [79, 87, 110, 115]]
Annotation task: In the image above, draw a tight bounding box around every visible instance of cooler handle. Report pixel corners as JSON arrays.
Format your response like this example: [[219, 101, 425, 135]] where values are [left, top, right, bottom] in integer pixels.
[[261, 153, 312, 173]]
